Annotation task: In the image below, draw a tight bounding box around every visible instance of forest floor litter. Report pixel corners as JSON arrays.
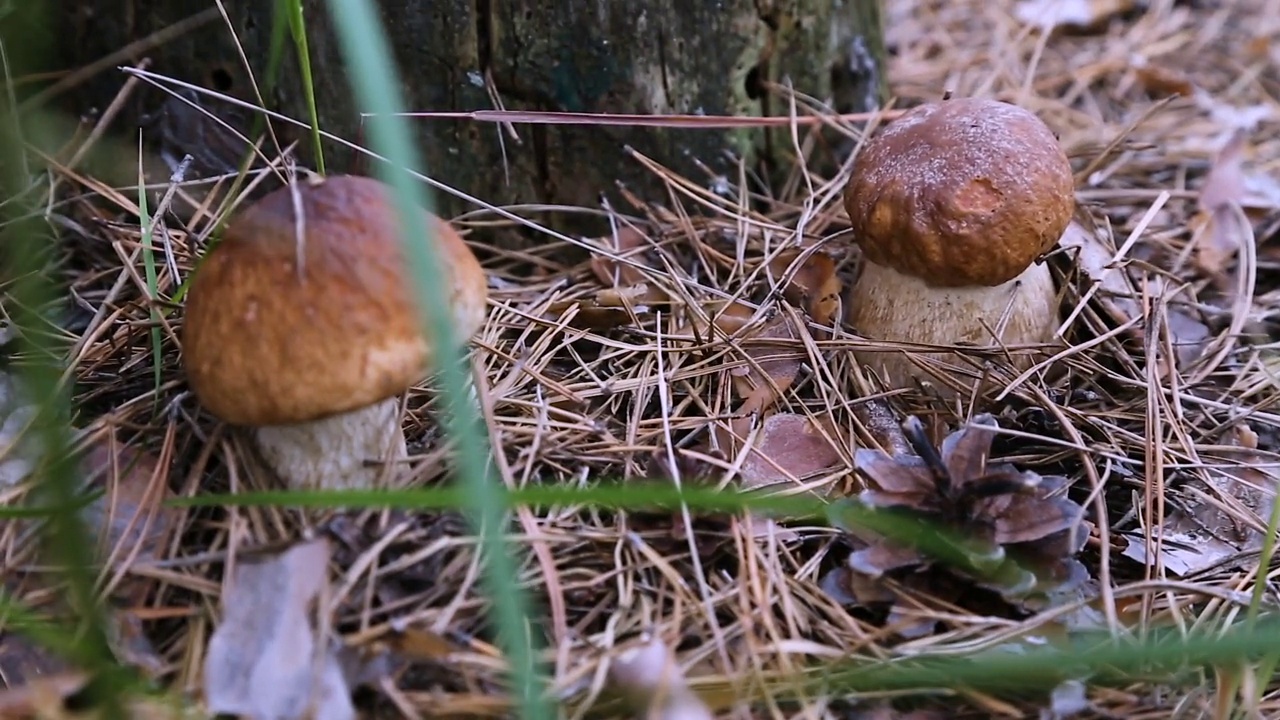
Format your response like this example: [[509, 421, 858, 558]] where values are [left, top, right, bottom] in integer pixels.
[[4, 0, 1280, 717]]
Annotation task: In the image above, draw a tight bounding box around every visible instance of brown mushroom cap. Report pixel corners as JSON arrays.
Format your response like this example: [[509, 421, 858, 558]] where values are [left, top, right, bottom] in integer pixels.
[[181, 174, 489, 427], [843, 97, 1075, 288]]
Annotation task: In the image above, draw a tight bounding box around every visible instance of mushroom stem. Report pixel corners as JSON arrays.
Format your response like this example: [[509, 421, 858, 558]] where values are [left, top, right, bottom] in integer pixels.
[[847, 259, 1059, 393], [251, 397, 408, 491]]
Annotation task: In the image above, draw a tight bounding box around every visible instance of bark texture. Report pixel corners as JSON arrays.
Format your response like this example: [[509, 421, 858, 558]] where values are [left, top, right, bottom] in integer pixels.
[[53, 0, 885, 222]]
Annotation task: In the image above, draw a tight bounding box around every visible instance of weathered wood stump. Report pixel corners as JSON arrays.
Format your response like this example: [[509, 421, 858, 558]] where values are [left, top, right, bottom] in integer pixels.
[[52, 1, 885, 225]]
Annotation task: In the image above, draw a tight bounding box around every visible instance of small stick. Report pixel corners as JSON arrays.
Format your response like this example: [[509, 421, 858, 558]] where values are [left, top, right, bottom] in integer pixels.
[[851, 398, 913, 456]]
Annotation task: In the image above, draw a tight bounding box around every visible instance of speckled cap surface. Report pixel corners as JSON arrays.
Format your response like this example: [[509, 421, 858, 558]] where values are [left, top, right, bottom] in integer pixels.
[[181, 174, 489, 427], [843, 97, 1076, 288]]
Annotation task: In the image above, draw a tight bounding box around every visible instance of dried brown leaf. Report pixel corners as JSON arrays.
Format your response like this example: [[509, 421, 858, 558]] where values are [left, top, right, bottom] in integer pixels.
[[79, 436, 177, 572], [1121, 422, 1278, 576], [1191, 130, 1249, 275], [740, 514, 801, 542], [1059, 220, 1133, 313], [1059, 220, 1212, 365], [767, 250, 842, 326], [1134, 65, 1196, 97], [1199, 131, 1248, 212], [590, 226, 646, 286], [203, 537, 356, 720], [818, 565, 889, 606], [1191, 204, 1252, 277], [543, 298, 640, 331], [595, 283, 667, 308], [590, 226, 668, 306], [706, 303, 804, 416], [713, 413, 844, 490]]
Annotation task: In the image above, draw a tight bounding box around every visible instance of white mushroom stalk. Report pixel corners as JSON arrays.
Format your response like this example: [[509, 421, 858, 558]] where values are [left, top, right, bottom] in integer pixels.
[[847, 259, 1060, 390], [250, 398, 407, 491]]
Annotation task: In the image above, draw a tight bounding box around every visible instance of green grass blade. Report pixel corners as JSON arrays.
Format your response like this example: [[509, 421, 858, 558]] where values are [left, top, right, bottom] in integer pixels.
[[0, 487, 103, 519], [267, 0, 291, 92], [171, 480, 831, 518], [0, 590, 97, 662], [0, 148, 127, 720], [0, 6, 128, 715], [135, 154, 163, 406], [810, 616, 1280, 696], [313, 1, 547, 718], [284, 0, 325, 174]]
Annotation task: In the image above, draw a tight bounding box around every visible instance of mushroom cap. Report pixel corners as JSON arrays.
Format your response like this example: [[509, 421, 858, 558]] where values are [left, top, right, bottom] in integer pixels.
[[181, 174, 489, 427], [843, 97, 1075, 288]]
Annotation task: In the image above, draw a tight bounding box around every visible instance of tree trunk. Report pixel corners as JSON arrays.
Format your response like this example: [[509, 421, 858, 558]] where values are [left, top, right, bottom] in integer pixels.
[[53, 0, 885, 226]]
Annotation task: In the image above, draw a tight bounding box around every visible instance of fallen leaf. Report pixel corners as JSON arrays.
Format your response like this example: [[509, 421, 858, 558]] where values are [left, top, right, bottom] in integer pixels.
[[595, 283, 667, 308], [1058, 220, 1133, 309], [1198, 214, 1255, 276], [702, 302, 806, 416], [711, 413, 845, 490], [1058, 220, 1211, 367], [1200, 130, 1247, 213], [0, 632, 68, 688], [0, 372, 40, 490], [1134, 65, 1196, 97], [590, 226, 668, 306], [1188, 130, 1257, 299], [105, 610, 167, 680], [1014, 0, 1134, 32], [608, 637, 713, 720], [203, 537, 357, 720], [78, 434, 176, 574], [739, 514, 801, 542], [1121, 422, 1278, 577], [542, 297, 641, 331], [766, 249, 843, 326]]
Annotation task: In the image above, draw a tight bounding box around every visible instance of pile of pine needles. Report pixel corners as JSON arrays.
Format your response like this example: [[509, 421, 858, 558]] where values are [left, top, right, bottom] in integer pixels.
[[4, 0, 1280, 717]]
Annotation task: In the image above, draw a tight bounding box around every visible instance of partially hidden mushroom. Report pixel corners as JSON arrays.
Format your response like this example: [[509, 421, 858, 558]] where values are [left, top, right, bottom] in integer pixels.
[[842, 97, 1076, 395], [181, 173, 489, 491]]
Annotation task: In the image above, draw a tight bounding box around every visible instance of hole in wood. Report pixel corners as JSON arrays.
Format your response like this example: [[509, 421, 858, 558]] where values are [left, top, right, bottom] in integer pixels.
[[209, 66, 234, 93], [744, 66, 764, 100]]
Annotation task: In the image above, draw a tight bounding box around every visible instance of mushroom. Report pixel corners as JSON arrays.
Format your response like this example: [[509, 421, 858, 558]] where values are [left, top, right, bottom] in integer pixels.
[[842, 97, 1075, 395], [180, 173, 489, 491]]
